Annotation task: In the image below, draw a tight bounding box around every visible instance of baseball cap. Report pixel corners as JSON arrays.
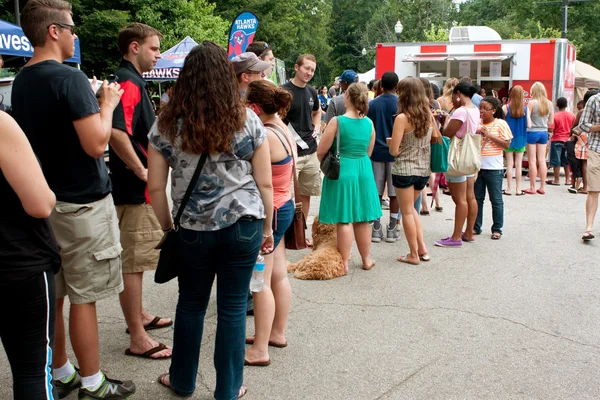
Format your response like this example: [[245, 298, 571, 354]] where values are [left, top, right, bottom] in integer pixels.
[[231, 52, 272, 75], [340, 70, 358, 84]]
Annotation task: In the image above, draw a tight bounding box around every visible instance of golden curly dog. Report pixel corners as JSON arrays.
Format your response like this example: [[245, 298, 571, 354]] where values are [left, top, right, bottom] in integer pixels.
[[287, 215, 346, 280]]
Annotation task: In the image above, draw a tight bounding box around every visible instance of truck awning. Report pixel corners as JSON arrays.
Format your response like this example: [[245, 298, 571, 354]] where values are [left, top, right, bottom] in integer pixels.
[[403, 53, 515, 62]]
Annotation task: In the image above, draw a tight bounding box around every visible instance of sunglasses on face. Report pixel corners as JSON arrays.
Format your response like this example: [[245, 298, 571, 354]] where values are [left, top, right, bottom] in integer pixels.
[[48, 22, 76, 35]]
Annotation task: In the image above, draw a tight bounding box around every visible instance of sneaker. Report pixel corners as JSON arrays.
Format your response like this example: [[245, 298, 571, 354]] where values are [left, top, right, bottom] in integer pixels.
[[434, 237, 463, 247], [371, 224, 383, 243], [386, 226, 400, 242], [56, 367, 81, 399], [78, 373, 136, 400], [381, 198, 390, 210]]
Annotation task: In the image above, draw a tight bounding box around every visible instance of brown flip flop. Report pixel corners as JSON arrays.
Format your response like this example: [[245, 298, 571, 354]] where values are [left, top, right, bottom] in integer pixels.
[[244, 358, 271, 367], [245, 337, 288, 348], [125, 343, 171, 359], [126, 316, 173, 334]]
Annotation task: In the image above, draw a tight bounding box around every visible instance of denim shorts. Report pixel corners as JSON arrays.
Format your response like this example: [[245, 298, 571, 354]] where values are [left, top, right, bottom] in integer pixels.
[[549, 141, 568, 167], [527, 131, 549, 145], [392, 175, 429, 191], [273, 199, 295, 248]]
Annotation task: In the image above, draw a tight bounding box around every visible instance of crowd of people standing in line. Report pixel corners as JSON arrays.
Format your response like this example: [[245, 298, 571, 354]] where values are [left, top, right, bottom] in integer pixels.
[[2, 1, 600, 399]]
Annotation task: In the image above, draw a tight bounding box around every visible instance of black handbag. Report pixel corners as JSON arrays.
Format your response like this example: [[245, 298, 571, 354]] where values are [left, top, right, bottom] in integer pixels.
[[320, 116, 340, 180], [154, 153, 208, 284]]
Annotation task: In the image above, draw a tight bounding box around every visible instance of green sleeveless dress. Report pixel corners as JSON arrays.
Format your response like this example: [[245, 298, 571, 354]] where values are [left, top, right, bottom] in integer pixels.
[[319, 116, 382, 224]]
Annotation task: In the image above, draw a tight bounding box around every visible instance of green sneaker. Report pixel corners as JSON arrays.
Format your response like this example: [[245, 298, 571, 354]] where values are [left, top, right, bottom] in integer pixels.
[[78, 373, 136, 399], [55, 366, 81, 399]]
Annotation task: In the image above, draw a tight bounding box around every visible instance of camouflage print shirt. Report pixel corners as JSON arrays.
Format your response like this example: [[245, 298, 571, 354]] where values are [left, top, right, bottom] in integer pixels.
[[148, 109, 266, 231]]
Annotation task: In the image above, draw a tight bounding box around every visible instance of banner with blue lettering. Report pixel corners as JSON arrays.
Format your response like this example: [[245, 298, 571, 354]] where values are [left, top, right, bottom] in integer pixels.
[[227, 11, 259, 60], [0, 19, 81, 63]]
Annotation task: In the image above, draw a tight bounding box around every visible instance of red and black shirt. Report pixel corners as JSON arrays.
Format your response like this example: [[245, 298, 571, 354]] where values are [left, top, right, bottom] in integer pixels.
[[110, 59, 156, 205]]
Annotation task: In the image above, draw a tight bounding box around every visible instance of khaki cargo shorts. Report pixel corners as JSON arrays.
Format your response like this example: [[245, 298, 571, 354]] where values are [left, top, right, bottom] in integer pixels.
[[587, 149, 600, 193], [296, 152, 322, 196], [50, 194, 123, 304], [116, 203, 162, 273]]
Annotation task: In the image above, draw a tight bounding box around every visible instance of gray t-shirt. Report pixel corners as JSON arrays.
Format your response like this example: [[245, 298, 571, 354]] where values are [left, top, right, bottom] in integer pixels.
[[325, 94, 346, 123], [148, 108, 267, 231]]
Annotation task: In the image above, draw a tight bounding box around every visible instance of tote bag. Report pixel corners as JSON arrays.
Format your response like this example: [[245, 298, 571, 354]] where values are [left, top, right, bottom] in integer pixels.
[[431, 136, 450, 173], [446, 111, 481, 176]]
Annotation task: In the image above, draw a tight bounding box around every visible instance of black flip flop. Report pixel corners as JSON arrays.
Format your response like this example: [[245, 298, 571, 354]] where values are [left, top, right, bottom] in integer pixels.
[[502, 190, 511, 196], [582, 231, 595, 241], [125, 343, 171, 359], [515, 191, 526, 196], [126, 316, 173, 334]]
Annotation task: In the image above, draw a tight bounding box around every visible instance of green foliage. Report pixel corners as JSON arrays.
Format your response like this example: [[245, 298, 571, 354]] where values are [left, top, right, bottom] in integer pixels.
[[457, 0, 600, 69], [351, 0, 455, 78], [214, 0, 333, 87], [423, 24, 449, 42]]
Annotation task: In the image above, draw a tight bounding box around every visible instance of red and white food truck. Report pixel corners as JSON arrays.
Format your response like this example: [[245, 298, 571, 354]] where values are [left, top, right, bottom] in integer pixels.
[[375, 26, 576, 107]]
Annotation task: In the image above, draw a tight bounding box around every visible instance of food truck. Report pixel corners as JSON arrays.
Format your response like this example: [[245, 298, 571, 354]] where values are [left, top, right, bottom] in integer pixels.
[[375, 26, 576, 107]]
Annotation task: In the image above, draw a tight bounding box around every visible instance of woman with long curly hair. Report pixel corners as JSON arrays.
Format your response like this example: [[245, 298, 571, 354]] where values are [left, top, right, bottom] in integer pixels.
[[524, 82, 554, 195], [388, 77, 438, 264], [148, 41, 274, 399], [502, 86, 528, 195], [244, 80, 295, 366], [317, 83, 381, 272]]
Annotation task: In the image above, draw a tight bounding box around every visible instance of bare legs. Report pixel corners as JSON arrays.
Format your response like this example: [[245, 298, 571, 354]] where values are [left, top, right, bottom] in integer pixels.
[[537, 143, 548, 191], [514, 152, 524, 194], [120, 273, 171, 358], [449, 181, 467, 241], [448, 177, 477, 240], [337, 222, 373, 272], [395, 186, 427, 264], [466, 177, 478, 236], [505, 152, 514, 192], [246, 240, 292, 362], [585, 192, 599, 233], [527, 144, 538, 191], [53, 298, 101, 377]]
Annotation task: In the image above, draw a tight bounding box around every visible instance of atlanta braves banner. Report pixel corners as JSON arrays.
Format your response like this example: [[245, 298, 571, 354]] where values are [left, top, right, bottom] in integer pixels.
[[227, 11, 259, 59]]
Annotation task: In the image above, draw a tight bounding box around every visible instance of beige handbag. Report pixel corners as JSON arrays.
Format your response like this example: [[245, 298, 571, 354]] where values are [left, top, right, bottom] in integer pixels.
[[446, 109, 482, 176]]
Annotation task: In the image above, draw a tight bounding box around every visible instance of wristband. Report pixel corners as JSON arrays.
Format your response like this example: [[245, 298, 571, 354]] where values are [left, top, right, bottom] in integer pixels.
[[263, 232, 273, 238]]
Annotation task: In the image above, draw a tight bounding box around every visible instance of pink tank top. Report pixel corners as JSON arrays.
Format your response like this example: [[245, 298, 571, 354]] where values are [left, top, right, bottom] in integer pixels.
[[266, 125, 293, 209]]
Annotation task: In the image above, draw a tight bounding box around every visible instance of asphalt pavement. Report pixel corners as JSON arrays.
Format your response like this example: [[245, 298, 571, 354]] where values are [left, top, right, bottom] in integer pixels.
[[1, 174, 599, 400]]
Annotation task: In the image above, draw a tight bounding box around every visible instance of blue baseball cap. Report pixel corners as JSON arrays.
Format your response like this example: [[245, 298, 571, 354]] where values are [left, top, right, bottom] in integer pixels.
[[340, 70, 358, 84]]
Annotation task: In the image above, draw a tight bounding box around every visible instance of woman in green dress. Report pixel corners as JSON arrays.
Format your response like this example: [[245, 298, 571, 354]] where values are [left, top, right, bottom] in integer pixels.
[[317, 83, 382, 273]]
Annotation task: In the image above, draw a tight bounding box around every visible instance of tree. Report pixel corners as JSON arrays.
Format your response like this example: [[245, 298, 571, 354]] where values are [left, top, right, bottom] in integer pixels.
[[354, 0, 456, 75], [457, 0, 600, 69], [214, 0, 333, 87]]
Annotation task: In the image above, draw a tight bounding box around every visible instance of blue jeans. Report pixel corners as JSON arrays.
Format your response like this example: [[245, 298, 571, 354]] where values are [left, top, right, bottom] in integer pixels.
[[169, 217, 262, 400], [474, 169, 504, 234]]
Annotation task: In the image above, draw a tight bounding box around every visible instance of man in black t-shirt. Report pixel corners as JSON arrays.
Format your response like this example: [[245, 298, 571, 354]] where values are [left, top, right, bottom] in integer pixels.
[[281, 54, 321, 244], [11, 1, 135, 398], [110, 23, 173, 361]]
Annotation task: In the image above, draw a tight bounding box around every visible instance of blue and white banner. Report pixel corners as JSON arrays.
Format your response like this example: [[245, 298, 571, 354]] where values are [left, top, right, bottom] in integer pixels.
[[227, 11, 259, 60], [0, 19, 81, 63]]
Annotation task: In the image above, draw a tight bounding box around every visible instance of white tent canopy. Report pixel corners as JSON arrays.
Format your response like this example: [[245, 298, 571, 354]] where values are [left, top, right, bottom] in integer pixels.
[[357, 68, 375, 84], [575, 60, 600, 89]]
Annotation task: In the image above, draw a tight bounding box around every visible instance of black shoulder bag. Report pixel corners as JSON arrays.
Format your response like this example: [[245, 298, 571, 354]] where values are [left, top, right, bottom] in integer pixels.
[[154, 153, 208, 284], [320, 116, 341, 180]]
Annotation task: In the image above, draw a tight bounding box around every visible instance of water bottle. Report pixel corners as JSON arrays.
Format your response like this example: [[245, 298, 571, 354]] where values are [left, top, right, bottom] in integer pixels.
[[250, 255, 265, 292]]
